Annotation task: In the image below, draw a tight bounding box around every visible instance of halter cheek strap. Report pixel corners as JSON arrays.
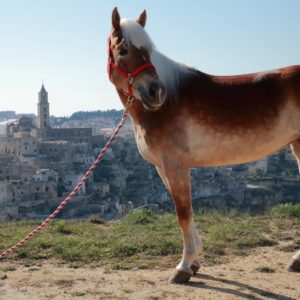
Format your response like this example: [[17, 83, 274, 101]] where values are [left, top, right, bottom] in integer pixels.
[[107, 36, 156, 99]]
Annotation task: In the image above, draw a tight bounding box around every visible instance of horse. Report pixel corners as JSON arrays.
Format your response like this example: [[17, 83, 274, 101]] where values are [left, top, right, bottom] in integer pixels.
[[107, 7, 300, 283]]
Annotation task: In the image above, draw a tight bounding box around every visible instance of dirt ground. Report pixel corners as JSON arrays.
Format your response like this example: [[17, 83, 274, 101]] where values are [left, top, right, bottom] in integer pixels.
[[0, 247, 299, 300]]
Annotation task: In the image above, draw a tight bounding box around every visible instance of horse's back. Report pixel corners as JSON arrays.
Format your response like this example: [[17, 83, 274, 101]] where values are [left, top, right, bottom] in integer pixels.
[[180, 65, 300, 134]]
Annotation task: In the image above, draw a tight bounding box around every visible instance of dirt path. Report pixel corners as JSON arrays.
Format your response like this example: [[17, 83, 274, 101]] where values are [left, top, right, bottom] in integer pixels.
[[0, 247, 299, 300]]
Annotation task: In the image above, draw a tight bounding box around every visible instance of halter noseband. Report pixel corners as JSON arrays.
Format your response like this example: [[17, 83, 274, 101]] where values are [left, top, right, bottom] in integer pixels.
[[107, 36, 156, 100]]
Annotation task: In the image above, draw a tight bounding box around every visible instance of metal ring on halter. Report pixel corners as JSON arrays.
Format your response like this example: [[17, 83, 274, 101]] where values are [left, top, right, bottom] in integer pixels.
[[128, 75, 134, 85]]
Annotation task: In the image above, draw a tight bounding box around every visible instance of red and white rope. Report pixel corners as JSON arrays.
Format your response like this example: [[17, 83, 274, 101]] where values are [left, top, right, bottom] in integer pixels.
[[0, 111, 128, 259]]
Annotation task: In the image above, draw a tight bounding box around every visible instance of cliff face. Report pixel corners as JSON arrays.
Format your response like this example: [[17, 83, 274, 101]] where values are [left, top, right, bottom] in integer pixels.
[[83, 133, 300, 215]]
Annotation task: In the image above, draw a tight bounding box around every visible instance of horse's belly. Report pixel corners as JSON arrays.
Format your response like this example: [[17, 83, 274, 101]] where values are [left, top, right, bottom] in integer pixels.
[[187, 125, 297, 167]]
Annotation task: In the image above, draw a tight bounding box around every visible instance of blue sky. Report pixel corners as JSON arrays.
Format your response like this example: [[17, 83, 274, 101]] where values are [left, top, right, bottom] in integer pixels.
[[0, 0, 299, 116]]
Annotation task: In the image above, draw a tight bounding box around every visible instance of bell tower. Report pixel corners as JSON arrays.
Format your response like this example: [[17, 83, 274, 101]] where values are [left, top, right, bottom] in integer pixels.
[[37, 84, 50, 130]]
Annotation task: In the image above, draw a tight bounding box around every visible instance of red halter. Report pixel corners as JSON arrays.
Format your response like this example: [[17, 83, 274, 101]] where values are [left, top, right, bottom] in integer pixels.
[[107, 36, 156, 99]]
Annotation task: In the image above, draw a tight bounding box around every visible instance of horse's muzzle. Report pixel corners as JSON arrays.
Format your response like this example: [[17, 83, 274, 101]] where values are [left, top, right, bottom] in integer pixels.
[[137, 80, 166, 111]]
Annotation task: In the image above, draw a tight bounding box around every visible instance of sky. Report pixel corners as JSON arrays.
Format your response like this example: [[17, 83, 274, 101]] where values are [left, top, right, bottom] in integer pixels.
[[0, 0, 300, 117]]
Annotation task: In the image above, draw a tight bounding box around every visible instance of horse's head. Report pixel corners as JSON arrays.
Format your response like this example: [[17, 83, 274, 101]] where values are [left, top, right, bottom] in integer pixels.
[[108, 7, 166, 111]]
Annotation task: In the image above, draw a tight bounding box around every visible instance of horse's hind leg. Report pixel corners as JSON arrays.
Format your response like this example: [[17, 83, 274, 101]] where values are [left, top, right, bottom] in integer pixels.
[[156, 164, 202, 283], [287, 141, 300, 272]]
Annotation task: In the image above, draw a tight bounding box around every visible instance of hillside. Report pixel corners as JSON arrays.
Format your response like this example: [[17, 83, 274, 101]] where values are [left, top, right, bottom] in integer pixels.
[[2, 106, 300, 221], [0, 204, 299, 299]]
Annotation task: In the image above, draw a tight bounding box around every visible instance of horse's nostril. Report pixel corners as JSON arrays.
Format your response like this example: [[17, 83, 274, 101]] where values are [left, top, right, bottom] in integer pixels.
[[148, 81, 159, 99], [148, 82, 158, 98]]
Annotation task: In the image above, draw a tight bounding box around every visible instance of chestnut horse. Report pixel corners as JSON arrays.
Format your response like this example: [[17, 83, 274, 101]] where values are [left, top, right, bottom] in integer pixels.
[[108, 7, 300, 283]]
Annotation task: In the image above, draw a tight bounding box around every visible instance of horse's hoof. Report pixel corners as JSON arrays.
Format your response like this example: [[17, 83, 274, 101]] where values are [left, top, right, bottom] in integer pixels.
[[287, 259, 300, 272], [169, 270, 192, 284], [191, 261, 200, 275]]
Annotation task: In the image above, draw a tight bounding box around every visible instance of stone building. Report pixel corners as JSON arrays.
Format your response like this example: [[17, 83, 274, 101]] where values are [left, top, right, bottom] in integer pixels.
[[7, 116, 34, 137], [0, 120, 14, 136], [45, 128, 92, 144], [37, 141, 73, 163], [0, 179, 57, 219], [0, 135, 38, 159]]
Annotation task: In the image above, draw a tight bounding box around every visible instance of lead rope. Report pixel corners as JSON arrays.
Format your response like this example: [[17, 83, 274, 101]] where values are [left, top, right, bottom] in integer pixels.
[[0, 110, 129, 259]]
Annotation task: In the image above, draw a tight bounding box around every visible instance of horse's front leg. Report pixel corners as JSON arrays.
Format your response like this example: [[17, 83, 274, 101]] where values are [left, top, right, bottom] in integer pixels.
[[157, 164, 202, 284]]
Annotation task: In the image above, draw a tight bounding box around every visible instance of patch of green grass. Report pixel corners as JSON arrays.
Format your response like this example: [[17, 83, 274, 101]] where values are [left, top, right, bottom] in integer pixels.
[[53, 220, 73, 235], [270, 203, 300, 218], [124, 209, 158, 225], [152, 240, 180, 256], [0, 205, 299, 269], [111, 242, 141, 258], [88, 216, 106, 225], [204, 241, 225, 254], [112, 262, 130, 270], [233, 236, 277, 249]]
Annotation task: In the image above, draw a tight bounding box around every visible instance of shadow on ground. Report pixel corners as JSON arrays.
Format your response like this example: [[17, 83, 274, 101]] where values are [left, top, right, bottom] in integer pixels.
[[187, 273, 296, 300]]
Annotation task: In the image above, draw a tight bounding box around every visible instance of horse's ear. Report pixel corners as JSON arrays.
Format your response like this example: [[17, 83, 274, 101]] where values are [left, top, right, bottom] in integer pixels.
[[112, 7, 121, 31], [136, 9, 147, 27]]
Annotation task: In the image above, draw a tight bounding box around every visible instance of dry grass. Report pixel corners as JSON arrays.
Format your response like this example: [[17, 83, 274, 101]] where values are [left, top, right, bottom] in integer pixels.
[[0, 204, 299, 270]]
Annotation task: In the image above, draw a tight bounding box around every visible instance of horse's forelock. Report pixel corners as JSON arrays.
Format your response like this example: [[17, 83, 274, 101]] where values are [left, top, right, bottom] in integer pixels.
[[120, 19, 154, 51]]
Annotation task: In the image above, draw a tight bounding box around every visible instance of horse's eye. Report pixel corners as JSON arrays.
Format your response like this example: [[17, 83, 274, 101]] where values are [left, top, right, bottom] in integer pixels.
[[118, 48, 128, 56]]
